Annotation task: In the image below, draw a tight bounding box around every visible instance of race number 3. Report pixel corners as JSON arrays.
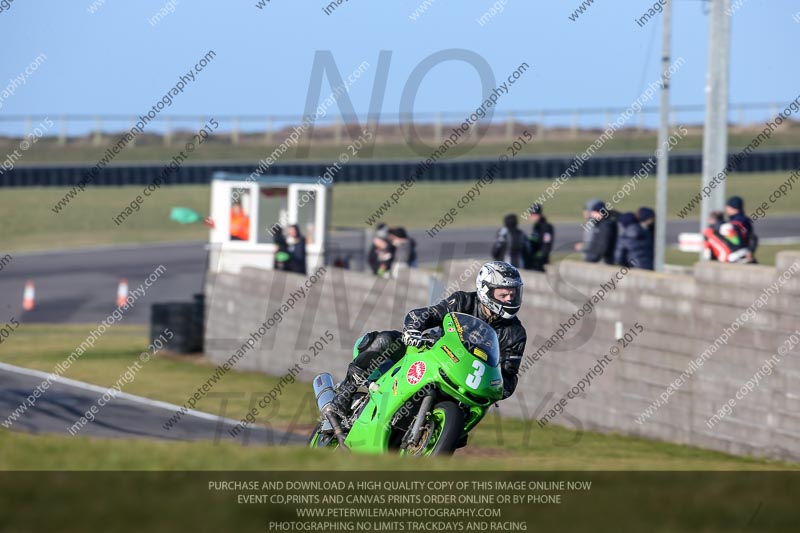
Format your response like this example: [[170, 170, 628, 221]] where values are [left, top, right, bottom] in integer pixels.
[[466, 360, 485, 389]]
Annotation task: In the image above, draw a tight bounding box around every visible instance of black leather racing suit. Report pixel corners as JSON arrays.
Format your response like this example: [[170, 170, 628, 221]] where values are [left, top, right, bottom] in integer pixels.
[[352, 290, 527, 399]]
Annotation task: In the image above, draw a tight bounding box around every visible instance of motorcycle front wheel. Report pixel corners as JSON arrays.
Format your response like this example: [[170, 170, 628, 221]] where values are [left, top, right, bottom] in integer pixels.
[[308, 422, 340, 449], [401, 401, 464, 457]]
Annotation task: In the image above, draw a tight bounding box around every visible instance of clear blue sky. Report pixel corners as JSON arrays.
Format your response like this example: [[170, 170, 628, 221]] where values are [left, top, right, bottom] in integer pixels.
[[1, 0, 798, 133]]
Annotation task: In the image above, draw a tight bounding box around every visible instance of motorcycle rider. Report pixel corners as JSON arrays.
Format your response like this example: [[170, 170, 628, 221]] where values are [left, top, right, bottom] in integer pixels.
[[332, 261, 527, 418]]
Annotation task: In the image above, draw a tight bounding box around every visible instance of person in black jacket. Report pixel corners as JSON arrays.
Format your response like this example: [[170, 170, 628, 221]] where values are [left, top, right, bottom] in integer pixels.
[[525, 203, 554, 272], [272, 225, 291, 271], [367, 227, 395, 277], [614, 212, 654, 270], [584, 201, 619, 264], [285, 224, 307, 274], [638, 206, 656, 247], [332, 261, 527, 418], [492, 214, 528, 268], [387, 227, 417, 268], [725, 195, 758, 262]]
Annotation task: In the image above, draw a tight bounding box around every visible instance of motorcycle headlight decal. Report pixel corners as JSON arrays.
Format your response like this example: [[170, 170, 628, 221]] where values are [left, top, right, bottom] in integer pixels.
[[441, 345, 459, 364], [473, 347, 488, 361]]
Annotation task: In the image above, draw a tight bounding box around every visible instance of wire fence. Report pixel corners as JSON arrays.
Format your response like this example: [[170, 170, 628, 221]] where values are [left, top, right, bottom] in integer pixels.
[[0, 102, 791, 147]]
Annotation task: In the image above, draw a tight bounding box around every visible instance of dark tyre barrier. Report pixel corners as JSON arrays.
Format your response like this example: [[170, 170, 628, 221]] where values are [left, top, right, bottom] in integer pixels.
[[150, 300, 204, 354], [4, 149, 800, 187]]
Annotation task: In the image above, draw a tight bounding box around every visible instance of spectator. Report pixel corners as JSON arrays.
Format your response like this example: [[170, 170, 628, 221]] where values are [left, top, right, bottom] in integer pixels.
[[703, 211, 728, 262], [614, 212, 654, 270], [525, 203, 554, 272], [368, 230, 395, 277], [285, 224, 307, 274], [272, 225, 290, 271], [332, 256, 351, 269], [708, 210, 725, 227], [492, 214, 528, 268], [584, 201, 618, 264], [725, 196, 758, 262], [387, 227, 417, 268], [703, 210, 751, 263], [638, 206, 656, 247], [575, 197, 601, 253], [229, 202, 250, 241], [373, 223, 388, 241]]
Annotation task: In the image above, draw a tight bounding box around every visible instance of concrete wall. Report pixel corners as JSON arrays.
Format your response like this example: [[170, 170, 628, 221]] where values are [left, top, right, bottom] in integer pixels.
[[503, 251, 800, 463], [204, 253, 800, 462], [204, 264, 447, 376]]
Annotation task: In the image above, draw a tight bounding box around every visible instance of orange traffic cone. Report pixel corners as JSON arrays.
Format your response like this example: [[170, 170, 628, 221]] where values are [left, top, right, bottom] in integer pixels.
[[117, 278, 129, 307], [22, 281, 35, 311]]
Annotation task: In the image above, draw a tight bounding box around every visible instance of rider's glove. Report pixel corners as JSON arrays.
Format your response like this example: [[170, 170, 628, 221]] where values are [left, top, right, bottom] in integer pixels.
[[402, 328, 425, 348]]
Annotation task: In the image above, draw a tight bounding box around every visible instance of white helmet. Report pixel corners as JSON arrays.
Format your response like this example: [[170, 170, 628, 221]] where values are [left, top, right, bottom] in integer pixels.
[[476, 261, 523, 319]]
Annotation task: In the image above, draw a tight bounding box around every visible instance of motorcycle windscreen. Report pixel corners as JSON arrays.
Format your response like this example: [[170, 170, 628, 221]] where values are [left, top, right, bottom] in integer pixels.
[[449, 312, 500, 368]]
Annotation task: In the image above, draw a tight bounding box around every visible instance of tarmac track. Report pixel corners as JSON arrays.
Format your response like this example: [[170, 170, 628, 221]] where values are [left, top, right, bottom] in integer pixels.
[[0, 362, 306, 445]]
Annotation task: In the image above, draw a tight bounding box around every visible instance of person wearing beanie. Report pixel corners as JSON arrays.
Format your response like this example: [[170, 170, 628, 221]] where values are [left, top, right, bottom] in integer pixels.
[[637, 206, 656, 247], [726, 195, 743, 212], [525, 203, 554, 272], [492, 213, 528, 268], [614, 212, 654, 270], [724, 195, 758, 262], [584, 201, 619, 264]]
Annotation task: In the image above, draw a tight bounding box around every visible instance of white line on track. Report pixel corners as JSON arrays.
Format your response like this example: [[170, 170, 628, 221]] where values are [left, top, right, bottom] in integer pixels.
[[11, 240, 204, 258], [0, 361, 243, 427]]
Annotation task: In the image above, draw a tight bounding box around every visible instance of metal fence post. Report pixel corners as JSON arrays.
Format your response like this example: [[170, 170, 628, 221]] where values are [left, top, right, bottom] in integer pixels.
[[265, 117, 273, 145], [231, 117, 240, 145], [333, 119, 342, 144], [571, 111, 579, 138], [129, 116, 137, 147], [93, 116, 102, 146], [538, 111, 545, 141], [164, 117, 172, 146], [58, 115, 66, 146]]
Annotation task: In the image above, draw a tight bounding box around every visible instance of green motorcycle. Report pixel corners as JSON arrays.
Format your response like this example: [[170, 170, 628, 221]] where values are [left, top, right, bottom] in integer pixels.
[[309, 312, 503, 456]]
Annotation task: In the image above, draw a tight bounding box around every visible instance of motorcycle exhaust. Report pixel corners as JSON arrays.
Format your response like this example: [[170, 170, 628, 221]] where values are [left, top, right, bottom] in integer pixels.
[[313, 373, 348, 449], [313, 373, 336, 412]]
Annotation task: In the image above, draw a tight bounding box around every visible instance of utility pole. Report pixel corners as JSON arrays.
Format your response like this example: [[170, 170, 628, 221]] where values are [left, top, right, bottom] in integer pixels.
[[700, 0, 731, 239], [655, 0, 672, 272]]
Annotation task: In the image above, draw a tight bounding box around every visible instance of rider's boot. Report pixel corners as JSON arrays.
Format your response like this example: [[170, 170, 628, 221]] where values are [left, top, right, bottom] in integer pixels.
[[331, 363, 370, 419]]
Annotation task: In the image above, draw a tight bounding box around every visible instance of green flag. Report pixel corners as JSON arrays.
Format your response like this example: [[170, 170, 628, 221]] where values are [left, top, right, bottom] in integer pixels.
[[170, 207, 202, 225]]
